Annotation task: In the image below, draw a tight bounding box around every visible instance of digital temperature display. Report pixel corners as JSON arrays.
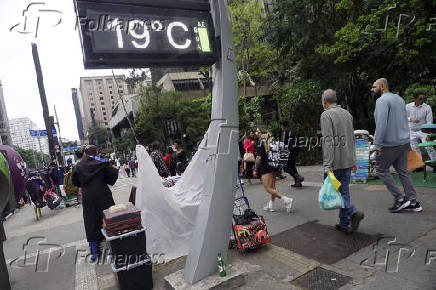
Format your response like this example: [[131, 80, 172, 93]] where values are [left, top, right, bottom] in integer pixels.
[[74, 0, 218, 68]]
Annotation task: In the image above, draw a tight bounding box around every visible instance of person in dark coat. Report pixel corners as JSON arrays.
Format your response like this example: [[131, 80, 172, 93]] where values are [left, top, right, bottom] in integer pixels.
[[280, 120, 305, 187], [72, 145, 118, 261]]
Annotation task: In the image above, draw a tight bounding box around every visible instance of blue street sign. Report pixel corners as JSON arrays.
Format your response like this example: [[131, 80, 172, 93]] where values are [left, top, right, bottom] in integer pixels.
[[62, 146, 78, 152], [30, 129, 57, 137]]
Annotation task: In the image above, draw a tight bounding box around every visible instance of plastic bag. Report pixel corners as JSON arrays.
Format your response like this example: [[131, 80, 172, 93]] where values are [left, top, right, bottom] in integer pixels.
[[319, 172, 344, 210]]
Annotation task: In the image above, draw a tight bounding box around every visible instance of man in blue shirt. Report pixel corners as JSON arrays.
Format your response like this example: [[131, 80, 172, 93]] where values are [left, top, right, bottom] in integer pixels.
[[371, 78, 422, 213]]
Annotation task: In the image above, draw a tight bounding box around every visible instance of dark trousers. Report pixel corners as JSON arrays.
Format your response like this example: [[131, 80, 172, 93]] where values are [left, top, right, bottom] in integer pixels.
[[0, 242, 11, 290], [82, 193, 115, 242], [376, 144, 417, 202], [284, 149, 301, 180], [244, 161, 254, 179]]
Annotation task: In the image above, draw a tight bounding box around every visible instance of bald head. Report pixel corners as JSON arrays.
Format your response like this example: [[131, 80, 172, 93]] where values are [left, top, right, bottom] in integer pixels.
[[371, 78, 390, 100], [375, 78, 389, 90]]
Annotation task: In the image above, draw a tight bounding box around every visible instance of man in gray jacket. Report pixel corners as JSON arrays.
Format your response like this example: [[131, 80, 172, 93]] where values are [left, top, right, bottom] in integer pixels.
[[321, 89, 364, 234], [371, 78, 422, 213]]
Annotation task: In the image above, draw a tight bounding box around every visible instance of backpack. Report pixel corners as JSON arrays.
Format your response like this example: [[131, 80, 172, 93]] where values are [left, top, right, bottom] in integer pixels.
[[27, 171, 47, 208]]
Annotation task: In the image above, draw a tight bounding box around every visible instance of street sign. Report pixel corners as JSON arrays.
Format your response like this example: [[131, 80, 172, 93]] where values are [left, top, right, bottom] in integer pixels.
[[29, 130, 38, 137], [36, 128, 56, 137], [63, 146, 78, 152], [74, 0, 218, 68]]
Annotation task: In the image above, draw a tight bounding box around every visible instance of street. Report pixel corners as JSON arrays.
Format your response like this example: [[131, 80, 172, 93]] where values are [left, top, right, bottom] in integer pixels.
[[3, 166, 436, 289]]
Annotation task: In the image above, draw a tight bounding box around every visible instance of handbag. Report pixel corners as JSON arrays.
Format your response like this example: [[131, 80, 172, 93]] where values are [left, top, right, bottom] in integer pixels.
[[243, 151, 255, 162], [407, 150, 425, 172], [319, 172, 344, 210]]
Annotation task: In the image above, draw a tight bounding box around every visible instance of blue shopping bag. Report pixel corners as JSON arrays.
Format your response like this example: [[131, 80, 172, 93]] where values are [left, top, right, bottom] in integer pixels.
[[319, 172, 345, 210]]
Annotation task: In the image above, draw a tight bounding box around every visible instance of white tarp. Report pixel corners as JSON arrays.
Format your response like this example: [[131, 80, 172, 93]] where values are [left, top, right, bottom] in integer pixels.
[[135, 137, 214, 261]]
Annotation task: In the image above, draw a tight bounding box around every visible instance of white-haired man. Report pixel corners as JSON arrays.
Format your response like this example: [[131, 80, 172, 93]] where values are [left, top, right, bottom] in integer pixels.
[[371, 78, 422, 213], [406, 92, 435, 160], [320, 89, 364, 234]]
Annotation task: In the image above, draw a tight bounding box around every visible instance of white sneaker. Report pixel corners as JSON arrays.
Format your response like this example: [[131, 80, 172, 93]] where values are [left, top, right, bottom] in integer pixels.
[[263, 205, 275, 212], [284, 197, 293, 213]]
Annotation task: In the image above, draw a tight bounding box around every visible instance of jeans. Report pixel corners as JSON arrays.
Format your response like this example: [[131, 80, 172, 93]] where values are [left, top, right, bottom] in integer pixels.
[[324, 168, 356, 228]]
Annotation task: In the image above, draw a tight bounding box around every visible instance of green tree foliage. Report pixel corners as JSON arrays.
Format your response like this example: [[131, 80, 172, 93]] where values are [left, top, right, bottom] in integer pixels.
[[13, 146, 50, 169], [275, 79, 324, 164], [276, 79, 323, 132], [318, 0, 436, 91], [229, 0, 276, 88], [175, 96, 211, 149], [266, 0, 436, 131], [134, 84, 211, 150], [87, 124, 110, 146], [112, 129, 137, 155]]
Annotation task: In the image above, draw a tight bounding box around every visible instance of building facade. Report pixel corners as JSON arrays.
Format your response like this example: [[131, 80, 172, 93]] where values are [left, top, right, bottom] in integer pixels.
[[0, 79, 12, 145], [71, 88, 85, 141], [9, 117, 49, 155], [79, 75, 132, 137]]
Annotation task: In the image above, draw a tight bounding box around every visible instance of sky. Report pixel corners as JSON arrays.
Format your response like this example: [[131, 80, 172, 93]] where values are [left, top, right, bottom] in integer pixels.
[[0, 0, 129, 141]]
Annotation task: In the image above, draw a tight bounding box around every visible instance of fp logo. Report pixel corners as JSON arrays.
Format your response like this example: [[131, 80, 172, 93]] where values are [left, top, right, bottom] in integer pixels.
[[10, 2, 63, 38]]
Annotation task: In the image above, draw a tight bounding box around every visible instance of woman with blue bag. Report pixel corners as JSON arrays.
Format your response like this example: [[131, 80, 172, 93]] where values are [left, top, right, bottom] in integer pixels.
[[320, 89, 364, 234]]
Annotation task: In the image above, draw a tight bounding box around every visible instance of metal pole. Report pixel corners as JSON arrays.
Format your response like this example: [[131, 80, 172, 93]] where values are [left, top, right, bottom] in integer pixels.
[[31, 146, 37, 168], [31, 43, 56, 161], [37, 133, 44, 165], [54, 105, 65, 163], [184, 0, 239, 283]]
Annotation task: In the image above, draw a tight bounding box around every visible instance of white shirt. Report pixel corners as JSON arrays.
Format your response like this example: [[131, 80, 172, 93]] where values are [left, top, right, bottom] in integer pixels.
[[406, 102, 433, 131]]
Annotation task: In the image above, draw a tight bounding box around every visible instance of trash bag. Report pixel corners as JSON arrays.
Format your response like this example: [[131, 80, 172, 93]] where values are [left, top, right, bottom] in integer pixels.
[[319, 172, 344, 210]]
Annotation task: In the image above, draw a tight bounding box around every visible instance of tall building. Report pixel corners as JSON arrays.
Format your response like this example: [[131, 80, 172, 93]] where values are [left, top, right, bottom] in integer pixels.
[[71, 88, 85, 141], [9, 117, 49, 155], [79, 75, 131, 137], [0, 79, 12, 145]]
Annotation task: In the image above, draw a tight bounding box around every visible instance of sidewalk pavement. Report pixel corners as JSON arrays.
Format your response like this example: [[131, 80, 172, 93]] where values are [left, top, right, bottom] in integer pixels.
[[4, 167, 436, 289]]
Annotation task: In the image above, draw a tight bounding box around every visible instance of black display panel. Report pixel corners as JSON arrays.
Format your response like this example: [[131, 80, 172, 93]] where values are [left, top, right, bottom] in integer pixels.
[[74, 0, 218, 68]]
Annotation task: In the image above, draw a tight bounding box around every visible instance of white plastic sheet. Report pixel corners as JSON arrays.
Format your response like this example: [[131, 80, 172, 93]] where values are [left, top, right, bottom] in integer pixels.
[[135, 138, 213, 261]]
